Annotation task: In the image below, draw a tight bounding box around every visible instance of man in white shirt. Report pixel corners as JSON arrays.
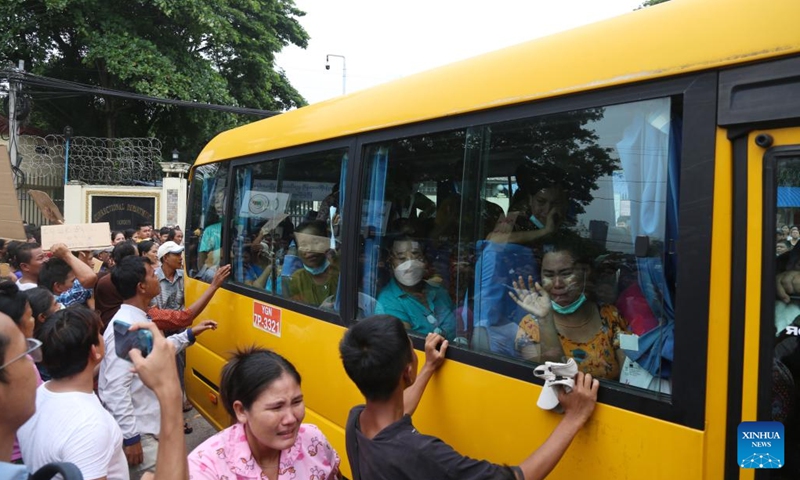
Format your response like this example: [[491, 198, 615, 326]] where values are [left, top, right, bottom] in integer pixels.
[[17, 306, 128, 480], [98, 256, 216, 478]]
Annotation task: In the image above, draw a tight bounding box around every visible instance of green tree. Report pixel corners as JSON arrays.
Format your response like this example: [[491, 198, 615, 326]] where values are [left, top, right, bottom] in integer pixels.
[[0, 0, 309, 161]]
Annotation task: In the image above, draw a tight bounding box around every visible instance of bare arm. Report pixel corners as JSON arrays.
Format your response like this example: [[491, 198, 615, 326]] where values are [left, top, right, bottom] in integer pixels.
[[185, 265, 230, 319], [517, 372, 599, 480], [247, 262, 272, 289], [403, 333, 448, 416], [129, 323, 188, 480], [486, 209, 560, 245], [51, 244, 98, 288]]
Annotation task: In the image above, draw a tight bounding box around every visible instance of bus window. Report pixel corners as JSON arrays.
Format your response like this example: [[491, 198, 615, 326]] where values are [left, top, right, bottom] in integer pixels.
[[230, 149, 347, 312], [773, 155, 800, 434], [472, 97, 678, 392], [359, 130, 474, 341], [187, 163, 229, 282]]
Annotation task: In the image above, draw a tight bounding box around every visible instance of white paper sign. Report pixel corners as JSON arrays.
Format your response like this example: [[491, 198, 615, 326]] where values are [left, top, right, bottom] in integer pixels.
[[41, 223, 112, 250], [239, 191, 290, 219]]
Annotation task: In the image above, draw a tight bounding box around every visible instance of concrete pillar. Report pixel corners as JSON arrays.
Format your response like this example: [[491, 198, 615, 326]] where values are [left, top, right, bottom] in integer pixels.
[[64, 183, 84, 223], [160, 162, 190, 228]]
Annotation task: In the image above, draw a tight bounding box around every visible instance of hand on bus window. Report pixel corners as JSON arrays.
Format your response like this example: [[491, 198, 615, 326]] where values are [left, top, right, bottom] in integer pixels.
[[777, 270, 800, 303], [509, 275, 553, 319], [423, 332, 448, 371], [557, 371, 599, 426], [211, 264, 231, 290]]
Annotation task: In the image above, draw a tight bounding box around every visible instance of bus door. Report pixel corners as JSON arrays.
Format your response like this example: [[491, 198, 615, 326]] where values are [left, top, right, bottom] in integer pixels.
[[717, 55, 800, 479], [751, 127, 800, 479]]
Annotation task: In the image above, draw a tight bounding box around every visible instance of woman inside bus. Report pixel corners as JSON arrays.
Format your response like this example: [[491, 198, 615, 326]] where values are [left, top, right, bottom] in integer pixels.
[[187, 347, 341, 479], [289, 220, 339, 308], [375, 234, 458, 341], [510, 242, 630, 380]]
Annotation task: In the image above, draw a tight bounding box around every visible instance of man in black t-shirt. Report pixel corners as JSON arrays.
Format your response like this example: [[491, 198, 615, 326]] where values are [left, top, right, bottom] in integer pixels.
[[339, 315, 599, 480]]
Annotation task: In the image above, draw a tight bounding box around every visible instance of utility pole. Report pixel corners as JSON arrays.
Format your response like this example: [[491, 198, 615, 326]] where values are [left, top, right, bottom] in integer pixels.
[[7, 61, 24, 168]]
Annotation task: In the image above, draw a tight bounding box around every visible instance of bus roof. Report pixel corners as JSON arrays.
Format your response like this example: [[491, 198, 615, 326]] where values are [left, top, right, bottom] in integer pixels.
[[196, 0, 800, 166]]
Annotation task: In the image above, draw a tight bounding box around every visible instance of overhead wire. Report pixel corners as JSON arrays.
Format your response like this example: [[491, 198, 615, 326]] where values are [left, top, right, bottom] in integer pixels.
[[0, 70, 280, 118]]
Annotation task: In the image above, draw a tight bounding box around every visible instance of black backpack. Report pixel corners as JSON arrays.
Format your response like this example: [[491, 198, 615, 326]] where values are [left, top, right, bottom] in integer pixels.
[[29, 463, 83, 480]]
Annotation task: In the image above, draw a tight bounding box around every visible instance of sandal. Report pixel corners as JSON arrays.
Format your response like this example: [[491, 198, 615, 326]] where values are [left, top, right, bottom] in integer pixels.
[[183, 400, 193, 412], [184, 422, 193, 434]]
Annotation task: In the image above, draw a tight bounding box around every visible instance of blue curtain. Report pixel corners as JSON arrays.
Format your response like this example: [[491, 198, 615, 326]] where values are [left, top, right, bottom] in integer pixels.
[[232, 167, 253, 283], [362, 148, 389, 301], [334, 153, 348, 312], [200, 167, 219, 230]]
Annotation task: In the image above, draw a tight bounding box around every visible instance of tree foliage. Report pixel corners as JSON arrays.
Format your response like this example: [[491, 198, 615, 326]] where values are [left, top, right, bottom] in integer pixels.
[[0, 0, 309, 161]]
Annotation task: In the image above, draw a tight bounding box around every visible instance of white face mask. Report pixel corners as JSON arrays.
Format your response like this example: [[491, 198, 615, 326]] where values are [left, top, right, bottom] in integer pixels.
[[393, 259, 426, 286]]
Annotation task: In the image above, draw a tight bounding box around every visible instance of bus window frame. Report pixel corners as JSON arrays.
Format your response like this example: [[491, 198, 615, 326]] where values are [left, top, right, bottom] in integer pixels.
[[214, 138, 358, 327], [346, 72, 717, 430]]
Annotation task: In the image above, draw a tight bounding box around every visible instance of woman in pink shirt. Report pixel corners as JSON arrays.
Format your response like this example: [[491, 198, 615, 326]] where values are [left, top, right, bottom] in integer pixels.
[[188, 347, 340, 480]]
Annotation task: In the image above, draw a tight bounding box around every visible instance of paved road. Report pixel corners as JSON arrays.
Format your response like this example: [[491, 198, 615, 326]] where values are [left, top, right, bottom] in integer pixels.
[[184, 407, 218, 453]]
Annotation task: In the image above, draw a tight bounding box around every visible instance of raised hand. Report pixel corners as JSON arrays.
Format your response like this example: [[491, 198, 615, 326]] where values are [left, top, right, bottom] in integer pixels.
[[211, 264, 231, 289], [191, 320, 218, 337], [509, 275, 552, 318]]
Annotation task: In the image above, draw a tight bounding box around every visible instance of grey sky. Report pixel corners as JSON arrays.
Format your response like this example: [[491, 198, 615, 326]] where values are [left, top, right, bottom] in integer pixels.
[[276, 0, 645, 105]]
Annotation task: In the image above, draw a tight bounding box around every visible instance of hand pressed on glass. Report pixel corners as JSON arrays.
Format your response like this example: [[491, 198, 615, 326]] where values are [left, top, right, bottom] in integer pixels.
[[509, 275, 552, 319]]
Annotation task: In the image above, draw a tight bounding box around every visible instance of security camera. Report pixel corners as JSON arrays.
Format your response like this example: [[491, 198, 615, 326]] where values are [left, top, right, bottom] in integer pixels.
[[325, 63, 330, 70]]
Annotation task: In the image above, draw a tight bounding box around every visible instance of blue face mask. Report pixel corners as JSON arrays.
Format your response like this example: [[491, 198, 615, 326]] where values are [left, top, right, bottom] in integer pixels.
[[551, 294, 587, 315], [529, 215, 545, 229], [303, 259, 330, 276]]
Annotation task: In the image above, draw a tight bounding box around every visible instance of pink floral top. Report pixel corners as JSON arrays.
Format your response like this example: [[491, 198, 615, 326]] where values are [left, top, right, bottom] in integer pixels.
[[188, 423, 340, 480]]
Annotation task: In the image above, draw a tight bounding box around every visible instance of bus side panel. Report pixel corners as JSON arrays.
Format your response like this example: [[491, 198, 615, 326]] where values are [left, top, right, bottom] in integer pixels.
[[703, 128, 734, 479], [187, 275, 707, 479]]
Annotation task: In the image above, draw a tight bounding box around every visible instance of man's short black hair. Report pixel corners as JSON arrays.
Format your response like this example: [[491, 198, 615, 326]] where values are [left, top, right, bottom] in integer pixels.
[[339, 315, 414, 401], [37, 306, 102, 379], [10, 242, 40, 269], [37, 257, 72, 293], [112, 256, 149, 300], [137, 222, 153, 230], [112, 241, 138, 265], [159, 226, 171, 236], [220, 347, 302, 420]]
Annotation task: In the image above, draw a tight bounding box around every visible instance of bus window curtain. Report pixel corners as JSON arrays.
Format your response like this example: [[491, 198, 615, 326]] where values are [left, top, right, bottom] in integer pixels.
[[616, 98, 675, 378], [362, 148, 389, 304], [200, 170, 219, 230], [334, 153, 348, 313], [232, 167, 253, 283]]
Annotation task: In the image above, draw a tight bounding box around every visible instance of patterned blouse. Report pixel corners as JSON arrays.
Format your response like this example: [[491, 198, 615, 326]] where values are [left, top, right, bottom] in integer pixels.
[[515, 304, 630, 380], [188, 423, 340, 480]]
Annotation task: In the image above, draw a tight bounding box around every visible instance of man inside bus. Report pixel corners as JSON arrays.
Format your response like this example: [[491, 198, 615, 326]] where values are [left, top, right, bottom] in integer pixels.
[[339, 315, 599, 480], [375, 235, 458, 341], [289, 220, 339, 309], [197, 206, 222, 282]]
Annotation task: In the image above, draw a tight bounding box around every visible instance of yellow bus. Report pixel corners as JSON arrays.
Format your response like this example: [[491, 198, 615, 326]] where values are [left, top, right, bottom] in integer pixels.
[[183, 0, 800, 477]]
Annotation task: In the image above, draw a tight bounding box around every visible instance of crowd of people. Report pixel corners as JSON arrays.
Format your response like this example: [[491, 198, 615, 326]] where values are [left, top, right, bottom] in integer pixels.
[[0, 212, 602, 479]]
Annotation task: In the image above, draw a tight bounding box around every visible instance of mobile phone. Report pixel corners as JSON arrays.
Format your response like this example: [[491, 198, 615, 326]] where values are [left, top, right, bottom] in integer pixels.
[[113, 319, 153, 362]]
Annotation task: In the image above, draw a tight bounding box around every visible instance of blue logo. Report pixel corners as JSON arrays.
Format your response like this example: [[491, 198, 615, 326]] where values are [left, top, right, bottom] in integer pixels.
[[738, 421, 783, 469]]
